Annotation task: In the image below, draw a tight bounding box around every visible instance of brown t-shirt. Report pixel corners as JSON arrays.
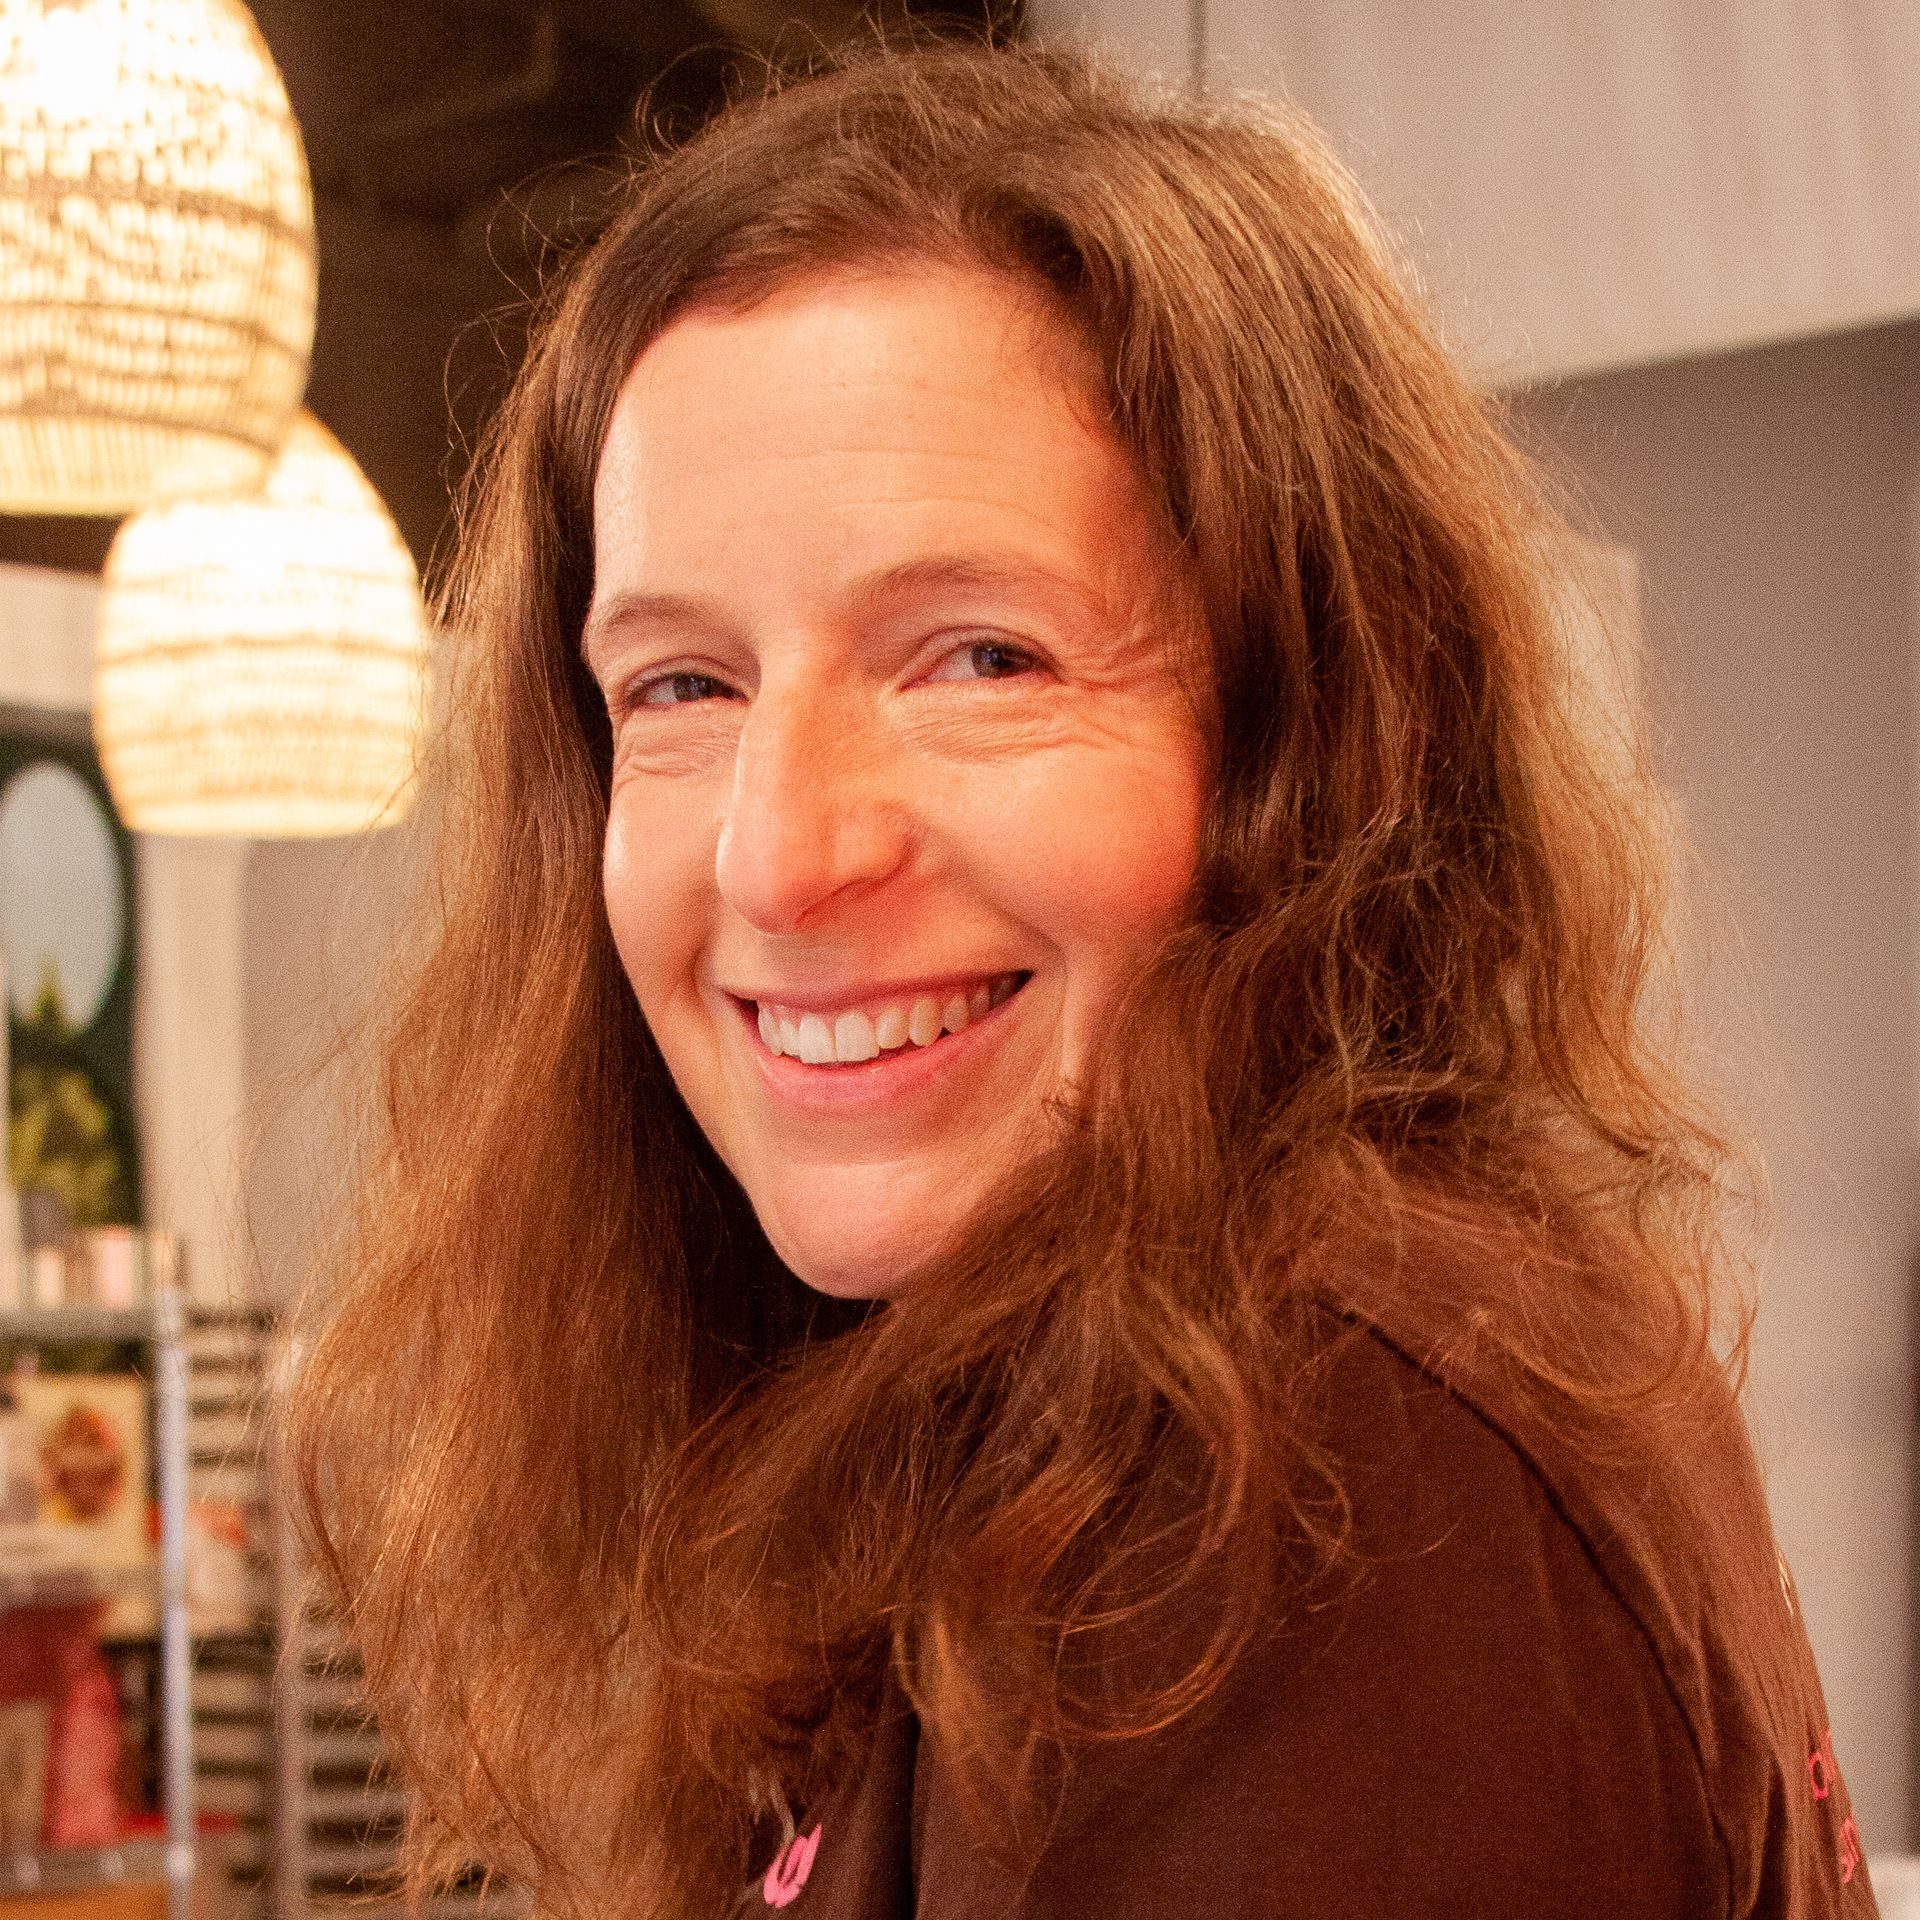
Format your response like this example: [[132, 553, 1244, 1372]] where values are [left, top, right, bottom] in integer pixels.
[[746, 1305, 1877, 1918]]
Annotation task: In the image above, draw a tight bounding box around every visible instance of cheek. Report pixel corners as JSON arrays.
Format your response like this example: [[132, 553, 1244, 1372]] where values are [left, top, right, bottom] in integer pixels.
[[601, 776, 716, 1017], [988, 742, 1204, 977]]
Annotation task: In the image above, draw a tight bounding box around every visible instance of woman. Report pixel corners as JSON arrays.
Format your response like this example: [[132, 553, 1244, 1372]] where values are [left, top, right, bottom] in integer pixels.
[[284, 43, 1876, 1920]]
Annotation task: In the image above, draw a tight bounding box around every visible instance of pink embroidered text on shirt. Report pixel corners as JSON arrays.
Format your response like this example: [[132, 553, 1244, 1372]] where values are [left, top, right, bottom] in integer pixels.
[[1839, 1816, 1862, 1886], [1808, 1727, 1834, 1802], [763, 1825, 822, 1909], [1809, 1725, 1868, 1889]]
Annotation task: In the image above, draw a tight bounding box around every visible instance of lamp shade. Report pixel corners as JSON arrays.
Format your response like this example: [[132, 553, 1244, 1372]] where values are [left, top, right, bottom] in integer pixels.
[[93, 414, 430, 837], [0, 0, 317, 513]]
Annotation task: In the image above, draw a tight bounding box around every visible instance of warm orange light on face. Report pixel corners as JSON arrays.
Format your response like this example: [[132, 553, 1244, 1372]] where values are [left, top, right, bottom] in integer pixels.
[[590, 268, 1204, 1297]]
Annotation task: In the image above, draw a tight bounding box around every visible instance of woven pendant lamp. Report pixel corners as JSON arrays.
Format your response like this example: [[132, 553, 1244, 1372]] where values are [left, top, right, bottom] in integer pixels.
[[93, 414, 430, 837], [0, 0, 317, 514]]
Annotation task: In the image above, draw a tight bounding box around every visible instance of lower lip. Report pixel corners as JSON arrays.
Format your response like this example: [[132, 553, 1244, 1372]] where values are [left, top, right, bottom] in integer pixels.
[[730, 984, 1027, 1116]]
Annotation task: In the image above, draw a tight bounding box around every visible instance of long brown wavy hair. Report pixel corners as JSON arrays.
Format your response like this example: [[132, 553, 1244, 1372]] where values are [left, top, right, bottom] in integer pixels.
[[282, 41, 1746, 1920]]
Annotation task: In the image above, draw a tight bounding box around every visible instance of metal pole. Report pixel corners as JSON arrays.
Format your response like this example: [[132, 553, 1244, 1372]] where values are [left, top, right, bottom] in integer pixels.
[[268, 1455, 310, 1920], [153, 1272, 196, 1920]]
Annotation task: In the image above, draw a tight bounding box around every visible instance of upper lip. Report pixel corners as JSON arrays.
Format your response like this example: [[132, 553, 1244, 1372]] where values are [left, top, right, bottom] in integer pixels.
[[718, 970, 1024, 1012]]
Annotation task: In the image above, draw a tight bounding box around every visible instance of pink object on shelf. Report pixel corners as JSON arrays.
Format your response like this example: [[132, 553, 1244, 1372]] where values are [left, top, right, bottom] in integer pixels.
[[0, 1602, 108, 1702], [86, 1228, 140, 1309], [42, 1651, 122, 1846], [29, 1246, 65, 1310]]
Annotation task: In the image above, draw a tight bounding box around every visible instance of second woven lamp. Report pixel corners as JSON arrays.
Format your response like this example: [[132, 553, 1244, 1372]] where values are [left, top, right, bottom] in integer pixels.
[[93, 414, 431, 837]]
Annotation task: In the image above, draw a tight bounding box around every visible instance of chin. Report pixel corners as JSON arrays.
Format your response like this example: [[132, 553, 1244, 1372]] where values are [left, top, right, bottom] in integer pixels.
[[738, 1150, 1015, 1300], [757, 1203, 952, 1302], [771, 1234, 919, 1302]]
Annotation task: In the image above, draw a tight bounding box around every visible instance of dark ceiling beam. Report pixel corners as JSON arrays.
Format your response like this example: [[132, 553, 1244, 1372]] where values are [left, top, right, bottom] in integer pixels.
[[409, 0, 752, 62]]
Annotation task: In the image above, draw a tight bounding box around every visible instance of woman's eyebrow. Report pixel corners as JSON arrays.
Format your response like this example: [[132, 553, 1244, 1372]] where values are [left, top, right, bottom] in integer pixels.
[[580, 588, 729, 668], [579, 557, 1113, 671], [846, 554, 1107, 625]]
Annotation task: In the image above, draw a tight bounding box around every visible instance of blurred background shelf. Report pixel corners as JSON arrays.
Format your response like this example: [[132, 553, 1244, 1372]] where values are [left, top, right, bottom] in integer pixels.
[[3, 1295, 275, 1920], [1, 1842, 169, 1898], [0, 1311, 167, 1348], [0, 1568, 157, 1610]]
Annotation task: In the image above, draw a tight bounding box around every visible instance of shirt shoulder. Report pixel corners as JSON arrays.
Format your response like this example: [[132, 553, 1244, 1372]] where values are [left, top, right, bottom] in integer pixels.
[[920, 1306, 1872, 1920], [1191, 1303, 1868, 1920], [756, 1298, 1878, 1920]]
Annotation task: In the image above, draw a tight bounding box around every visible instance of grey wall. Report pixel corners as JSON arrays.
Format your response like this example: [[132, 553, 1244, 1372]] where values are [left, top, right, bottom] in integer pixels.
[[242, 819, 429, 1312], [1514, 320, 1920, 1849], [1032, 0, 1920, 387]]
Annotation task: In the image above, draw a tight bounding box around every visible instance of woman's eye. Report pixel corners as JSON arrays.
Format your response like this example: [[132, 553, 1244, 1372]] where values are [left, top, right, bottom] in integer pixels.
[[629, 670, 739, 710], [926, 639, 1038, 683]]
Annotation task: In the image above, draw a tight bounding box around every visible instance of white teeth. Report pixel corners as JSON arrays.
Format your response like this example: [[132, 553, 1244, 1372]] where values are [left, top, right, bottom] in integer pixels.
[[755, 974, 1025, 1062], [834, 1010, 878, 1062]]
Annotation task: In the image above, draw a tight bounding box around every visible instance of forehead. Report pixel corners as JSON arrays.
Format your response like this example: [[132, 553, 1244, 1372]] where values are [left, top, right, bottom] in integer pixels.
[[606, 261, 1101, 469], [588, 264, 1172, 620]]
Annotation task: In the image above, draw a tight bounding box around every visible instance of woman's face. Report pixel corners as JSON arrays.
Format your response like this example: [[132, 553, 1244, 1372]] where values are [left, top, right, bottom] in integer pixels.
[[587, 265, 1205, 1297]]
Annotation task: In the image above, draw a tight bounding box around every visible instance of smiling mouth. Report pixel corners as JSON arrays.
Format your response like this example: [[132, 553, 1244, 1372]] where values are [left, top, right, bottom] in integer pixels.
[[747, 972, 1029, 1065]]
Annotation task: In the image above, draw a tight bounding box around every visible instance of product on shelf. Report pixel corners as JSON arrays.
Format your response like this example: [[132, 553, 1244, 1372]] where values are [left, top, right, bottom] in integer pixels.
[[0, 1372, 36, 1524], [185, 1501, 255, 1639], [2, 1372, 156, 1635], [42, 1648, 122, 1846], [0, 1599, 119, 1849], [3, 1228, 181, 1312], [0, 1696, 48, 1849]]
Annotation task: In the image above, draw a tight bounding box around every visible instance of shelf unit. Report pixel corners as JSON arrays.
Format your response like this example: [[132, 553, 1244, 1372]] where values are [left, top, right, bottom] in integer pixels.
[[0, 1839, 169, 1898], [7, 1295, 523, 1920], [1, 1292, 196, 1920], [181, 1308, 276, 1920], [0, 1566, 156, 1610], [270, 1564, 527, 1920]]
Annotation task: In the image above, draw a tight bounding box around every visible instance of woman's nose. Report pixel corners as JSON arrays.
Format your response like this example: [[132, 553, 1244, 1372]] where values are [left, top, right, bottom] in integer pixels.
[[713, 688, 913, 935]]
